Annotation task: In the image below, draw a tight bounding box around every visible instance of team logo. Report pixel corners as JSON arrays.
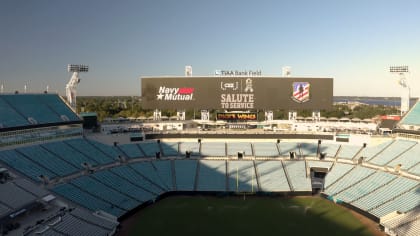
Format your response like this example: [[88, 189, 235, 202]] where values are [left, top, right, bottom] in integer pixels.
[[156, 86, 194, 101], [291, 82, 310, 103]]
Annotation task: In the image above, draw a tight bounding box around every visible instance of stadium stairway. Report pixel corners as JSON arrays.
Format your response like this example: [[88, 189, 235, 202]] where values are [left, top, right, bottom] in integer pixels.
[[275, 142, 281, 157], [198, 141, 202, 157], [252, 160, 261, 191], [250, 143, 255, 157], [225, 143, 230, 158], [171, 160, 177, 191], [334, 146, 341, 161], [193, 160, 200, 191], [297, 143, 303, 159], [225, 160, 229, 191], [281, 160, 294, 191]]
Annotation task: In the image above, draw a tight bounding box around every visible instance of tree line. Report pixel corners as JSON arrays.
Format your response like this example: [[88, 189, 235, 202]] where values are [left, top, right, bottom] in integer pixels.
[[77, 96, 401, 121]]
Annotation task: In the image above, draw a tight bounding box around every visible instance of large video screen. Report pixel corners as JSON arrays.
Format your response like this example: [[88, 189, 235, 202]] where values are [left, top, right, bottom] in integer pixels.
[[141, 76, 333, 110]]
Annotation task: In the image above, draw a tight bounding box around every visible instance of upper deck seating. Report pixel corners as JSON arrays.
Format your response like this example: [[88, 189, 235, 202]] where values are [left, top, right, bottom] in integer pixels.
[[200, 142, 226, 157], [253, 142, 280, 157], [227, 142, 253, 157], [160, 142, 179, 157], [279, 142, 299, 157]]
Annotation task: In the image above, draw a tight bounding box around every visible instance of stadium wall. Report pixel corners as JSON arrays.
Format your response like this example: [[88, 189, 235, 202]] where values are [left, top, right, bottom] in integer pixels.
[[145, 133, 334, 140]]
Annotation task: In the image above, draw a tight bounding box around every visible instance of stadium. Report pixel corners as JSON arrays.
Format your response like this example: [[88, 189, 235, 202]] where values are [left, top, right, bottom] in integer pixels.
[[0, 71, 419, 236]]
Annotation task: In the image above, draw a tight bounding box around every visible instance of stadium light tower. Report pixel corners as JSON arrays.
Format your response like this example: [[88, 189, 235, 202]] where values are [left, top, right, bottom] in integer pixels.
[[282, 66, 291, 77], [390, 66, 410, 116], [66, 64, 88, 111]]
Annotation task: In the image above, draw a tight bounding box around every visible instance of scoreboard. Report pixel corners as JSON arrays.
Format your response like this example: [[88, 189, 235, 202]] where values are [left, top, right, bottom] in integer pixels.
[[141, 76, 333, 110]]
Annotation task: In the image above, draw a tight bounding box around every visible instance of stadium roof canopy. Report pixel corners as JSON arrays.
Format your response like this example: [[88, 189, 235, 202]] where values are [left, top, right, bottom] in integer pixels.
[[398, 100, 420, 130]]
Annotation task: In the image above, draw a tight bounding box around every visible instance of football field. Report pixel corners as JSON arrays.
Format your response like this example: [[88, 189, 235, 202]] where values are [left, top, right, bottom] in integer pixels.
[[120, 196, 378, 236]]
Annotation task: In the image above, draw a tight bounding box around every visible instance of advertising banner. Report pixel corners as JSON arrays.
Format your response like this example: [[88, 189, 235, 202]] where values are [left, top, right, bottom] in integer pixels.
[[141, 77, 333, 110]]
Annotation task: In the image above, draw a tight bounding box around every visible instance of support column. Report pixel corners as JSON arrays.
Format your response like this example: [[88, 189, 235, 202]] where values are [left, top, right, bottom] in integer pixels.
[[312, 110, 321, 122], [177, 110, 186, 121], [288, 110, 297, 121], [153, 109, 161, 121], [265, 110, 273, 121], [201, 110, 210, 121]]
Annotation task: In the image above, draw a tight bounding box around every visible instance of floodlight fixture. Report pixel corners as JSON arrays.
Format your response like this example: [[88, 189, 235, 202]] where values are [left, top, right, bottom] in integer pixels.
[[390, 66, 409, 73], [282, 66, 291, 77], [67, 64, 89, 73], [185, 65, 192, 77]]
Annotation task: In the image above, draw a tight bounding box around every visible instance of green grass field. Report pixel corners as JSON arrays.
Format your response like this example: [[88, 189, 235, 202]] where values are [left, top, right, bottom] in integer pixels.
[[123, 196, 374, 236]]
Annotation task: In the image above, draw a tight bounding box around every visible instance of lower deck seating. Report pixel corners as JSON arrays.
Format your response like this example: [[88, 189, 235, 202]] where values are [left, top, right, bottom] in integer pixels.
[[138, 142, 161, 157], [174, 160, 197, 191], [370, 188, 420, 218], [70, 176, 140, 211], [119, 144, 144, 159], [17, 145, 79, 177], [256, 161, 290, 192], [227, 160, 257, 192], [65, 139, 114, 165], [52, 183, 125, 217], [283, 160, 311, 191], [325, 166, 376, 196], [91, 170, 156, 203], [332, 171, 396, 203], [0, 150, 57, 181], [110, 165, 164, 195], [352, 177, 418, 212], [130, 161, 169, 191], [323, 163, 354, 189], [197, 160, 226, 191]]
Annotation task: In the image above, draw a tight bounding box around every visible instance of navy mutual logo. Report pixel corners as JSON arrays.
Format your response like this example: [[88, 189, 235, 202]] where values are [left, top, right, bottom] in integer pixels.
[[156, 86, 194, 101], [291, 82, 310, 103]]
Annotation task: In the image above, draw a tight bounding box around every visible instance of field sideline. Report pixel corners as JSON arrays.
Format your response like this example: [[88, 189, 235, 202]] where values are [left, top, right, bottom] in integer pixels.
[[118, 196, 386, 236]]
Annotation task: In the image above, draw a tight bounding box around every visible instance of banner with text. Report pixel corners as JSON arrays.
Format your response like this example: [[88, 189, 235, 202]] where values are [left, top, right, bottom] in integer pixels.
[[141, 76, 333, 110]]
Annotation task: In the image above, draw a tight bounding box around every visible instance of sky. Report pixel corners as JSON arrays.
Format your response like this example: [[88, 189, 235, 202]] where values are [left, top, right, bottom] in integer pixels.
[[0, 0, 419, 97]]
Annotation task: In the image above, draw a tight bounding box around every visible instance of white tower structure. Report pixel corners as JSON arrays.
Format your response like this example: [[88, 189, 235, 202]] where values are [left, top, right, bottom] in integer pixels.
[[177, 65, 192, 120], [185, 65, 192, 77], [66, 64, 88, 112], [282, 66, 291, 77], [390, 66, 410, 116], [283, 66, 297, 121]]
